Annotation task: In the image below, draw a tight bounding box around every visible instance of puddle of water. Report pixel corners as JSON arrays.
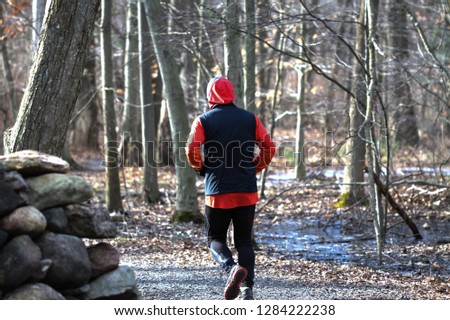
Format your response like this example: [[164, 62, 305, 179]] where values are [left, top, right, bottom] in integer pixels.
[[394, 167, 450, 176], [266, 170, 345, 182], [256, 218, 369, 264], [256, 218, 450, 267], [266, 166, 450, 185]]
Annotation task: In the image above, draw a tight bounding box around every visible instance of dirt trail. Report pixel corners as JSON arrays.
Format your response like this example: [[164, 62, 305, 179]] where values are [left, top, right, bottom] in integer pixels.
[[76, 167, 450, 300]]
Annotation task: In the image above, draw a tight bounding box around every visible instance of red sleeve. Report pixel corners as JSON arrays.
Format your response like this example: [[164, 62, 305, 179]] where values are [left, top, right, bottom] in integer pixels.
[[253, 115, 276, 173], [186, 117, 205, 171]]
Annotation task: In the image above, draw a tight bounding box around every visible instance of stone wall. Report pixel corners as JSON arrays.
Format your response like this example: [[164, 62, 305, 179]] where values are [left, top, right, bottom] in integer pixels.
[[0, 150, 140, 299]]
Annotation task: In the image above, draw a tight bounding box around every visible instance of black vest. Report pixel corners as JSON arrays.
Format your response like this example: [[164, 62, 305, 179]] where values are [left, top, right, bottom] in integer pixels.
[[199, 104, 257, 195]]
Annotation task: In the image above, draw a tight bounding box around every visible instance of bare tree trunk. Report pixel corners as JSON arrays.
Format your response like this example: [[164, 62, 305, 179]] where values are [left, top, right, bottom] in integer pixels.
[[69, 42, 101, 152], [255, 1, 271, 122], [256, 1, 283, 124], [295, 4, 307, 180], [0, 3, 15, 154], [157, 102, 172, 166], [341, 2, 366, 205], [0, 2, 16, 120], [121, 0, 141, 167], [195, 0, 210, 113], [445, 0, 450, 25], [364, 0, 385, 263], [224, 0, 244, 107], [295, 65, 307, 179], [138, 2, 159, 203], [4, 0, 100, 156], [32, 0, 47, 54], [388, 0, 419, 147], [100, 0, 123, 212], [244, 0, 256, 112], [145, 0, 199, 218], [260, 35, 285, 199]]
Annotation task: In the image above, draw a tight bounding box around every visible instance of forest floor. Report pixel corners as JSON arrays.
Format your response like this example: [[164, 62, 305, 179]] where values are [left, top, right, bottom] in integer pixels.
[[74, 156, 450, 300]]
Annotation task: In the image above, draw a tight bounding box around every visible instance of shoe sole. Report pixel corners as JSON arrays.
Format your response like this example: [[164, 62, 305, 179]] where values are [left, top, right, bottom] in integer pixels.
[[224, 267, 247, 300]]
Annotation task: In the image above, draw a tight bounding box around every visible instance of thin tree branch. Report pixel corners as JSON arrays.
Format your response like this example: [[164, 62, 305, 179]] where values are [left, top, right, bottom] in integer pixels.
[[398, 0, 450, 82], [202, 6, 357, 103]]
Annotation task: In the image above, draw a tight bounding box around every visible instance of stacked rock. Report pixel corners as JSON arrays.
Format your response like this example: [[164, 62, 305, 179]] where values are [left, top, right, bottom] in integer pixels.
[[0, 150, 140, 299]]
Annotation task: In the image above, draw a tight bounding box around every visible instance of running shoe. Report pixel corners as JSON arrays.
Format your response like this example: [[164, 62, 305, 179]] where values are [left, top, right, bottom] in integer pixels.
[[224, 264, 247, 300]]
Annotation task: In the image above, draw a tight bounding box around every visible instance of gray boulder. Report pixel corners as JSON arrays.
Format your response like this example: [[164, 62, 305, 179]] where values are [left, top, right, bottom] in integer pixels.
[[0, 206, 47, 236], [0, 229, 8, 248], [0, 150, 69, 176], [4, 171, 28, 191], [3, 171, 29, 207], [87, 242, 120, 279], [42, 207, 68, 231], [36, 232, 92, 289], [28, 258, 53, 282], [0, 235, 42, 289], [0, 180, 20, 218], [5, 283, 65, 300], [62, 204, 118, 238], [59, 284, 90, 297], [83, 265, 140, 300], [25, 173, 93, 210]]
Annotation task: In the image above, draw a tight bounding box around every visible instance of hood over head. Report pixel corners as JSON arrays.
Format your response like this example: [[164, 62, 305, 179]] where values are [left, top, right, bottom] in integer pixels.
[[206, 77, 234, 108]]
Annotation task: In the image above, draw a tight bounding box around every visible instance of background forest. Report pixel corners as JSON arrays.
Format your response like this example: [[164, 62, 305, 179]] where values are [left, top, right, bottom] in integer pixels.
[[0, 0, 449, 277]]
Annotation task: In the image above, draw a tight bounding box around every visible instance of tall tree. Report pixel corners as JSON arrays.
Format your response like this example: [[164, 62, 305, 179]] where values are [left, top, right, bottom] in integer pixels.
[[194, 0, 214, 113], [295, 4, 307, 180], [445, 0, 450, 25], [138, 2, 159, 203], [340, 2, 367, 204], [32, 0, 47, 54], [260, 34, 285, 199], [100, 0, 123, 212], [69, 42, 101, 152], [388, 0, 419, 147], [4, 0, 100, 156], [244, 0, 256, 112], [224, 0, 244, 107], [364, 0, 385, 262], [255, 1, 271, 123], [121, 0, 141, 166], [0, 2, 15, 154], [144, 0, 199, 219]]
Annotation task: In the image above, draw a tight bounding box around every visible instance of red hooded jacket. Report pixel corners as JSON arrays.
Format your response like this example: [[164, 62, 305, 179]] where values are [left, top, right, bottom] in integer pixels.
[[186, 77, 276, 209]]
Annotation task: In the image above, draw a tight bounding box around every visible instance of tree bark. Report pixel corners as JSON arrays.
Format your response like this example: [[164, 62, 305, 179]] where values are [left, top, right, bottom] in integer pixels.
[[0, 2, 15, 154], [1, 3, 16, 113], [194, 0, 215, 113], [138, 2, 159, 203], [121, 0, 141, 167], [260, 35, 285, 199], [69, 42, 101, 152], [145, 0, 199, 216], [100, 0, 123, 212], [295, 4, 307, 180], [341, 2, 366, 204], [4, 0, 100, 156], [244, 0, 256, 112], [388, 0, 419, 147], [364, 0, 385, 263], [224, 0, 244, 107]]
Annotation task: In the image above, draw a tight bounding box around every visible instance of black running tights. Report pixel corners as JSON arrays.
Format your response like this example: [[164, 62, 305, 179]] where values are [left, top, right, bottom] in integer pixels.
[[204, 204, 255, 288]]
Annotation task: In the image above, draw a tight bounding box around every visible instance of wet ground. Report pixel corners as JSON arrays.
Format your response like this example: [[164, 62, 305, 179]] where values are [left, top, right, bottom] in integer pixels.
[[255, 168, 450, 278], [75, 163, 450, 299], [256, 217, 450, 277]]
